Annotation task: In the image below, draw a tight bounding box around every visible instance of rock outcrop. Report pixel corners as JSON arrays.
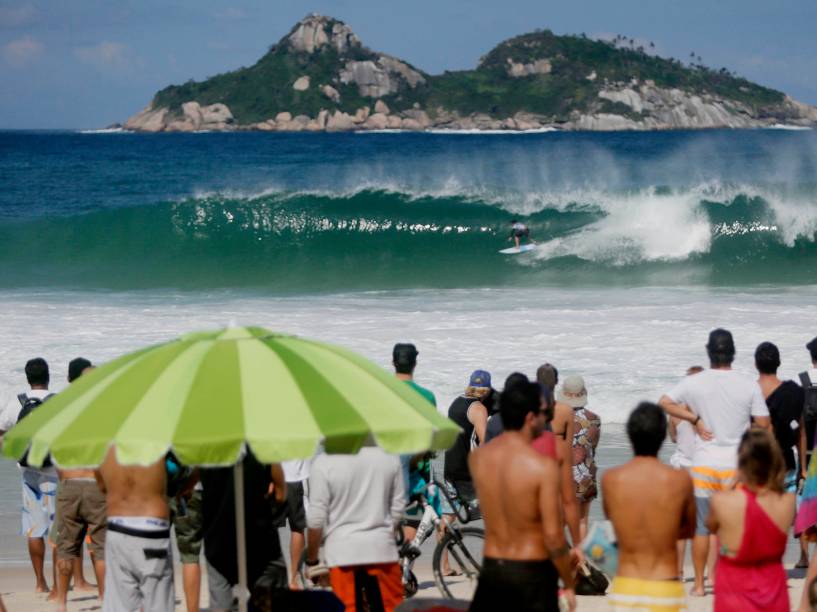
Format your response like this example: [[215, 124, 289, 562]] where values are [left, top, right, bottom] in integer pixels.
[[124, 106, 168, 132], [586, 83, 759, 130], [122, 13, 817, 133], [339, 57, 425, 98], [506, 58, 552, 77], [321, 85, 340, 102], [293, 76, 310, 91], [287, 13, 360, 54]]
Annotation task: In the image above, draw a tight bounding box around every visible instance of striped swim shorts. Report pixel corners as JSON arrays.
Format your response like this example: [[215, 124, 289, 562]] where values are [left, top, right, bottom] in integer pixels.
[[691, 465, 736, 534]]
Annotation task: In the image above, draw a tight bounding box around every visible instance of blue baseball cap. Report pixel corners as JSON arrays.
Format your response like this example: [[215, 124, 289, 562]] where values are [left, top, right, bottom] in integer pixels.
[[469, 370, 492, 388]]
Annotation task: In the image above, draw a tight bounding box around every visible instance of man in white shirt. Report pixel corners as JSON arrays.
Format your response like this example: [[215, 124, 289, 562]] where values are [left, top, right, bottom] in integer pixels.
[[305, 447, 405, 612], [0, 358, 58, 595], [659, 329, 770, 597]]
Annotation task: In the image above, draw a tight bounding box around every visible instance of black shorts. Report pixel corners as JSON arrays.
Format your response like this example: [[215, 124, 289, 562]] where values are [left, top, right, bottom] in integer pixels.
[[513, 229, 528, 238], [470, 558, 558, 612], [274, 481, 306, 532]]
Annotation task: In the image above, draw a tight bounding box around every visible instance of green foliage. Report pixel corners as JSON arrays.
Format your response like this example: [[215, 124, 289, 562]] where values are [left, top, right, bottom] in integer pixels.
[[150, 22, 786, 124], [470, 30, 783, 118]]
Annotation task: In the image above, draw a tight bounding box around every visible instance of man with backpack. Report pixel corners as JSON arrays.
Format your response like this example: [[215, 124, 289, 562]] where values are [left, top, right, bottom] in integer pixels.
[[0, 358, 58, 595]]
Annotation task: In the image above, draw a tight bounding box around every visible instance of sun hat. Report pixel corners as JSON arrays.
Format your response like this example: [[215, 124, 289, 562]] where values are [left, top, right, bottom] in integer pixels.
[[558, 375, 588, 408], [469, 370, 492, 389]]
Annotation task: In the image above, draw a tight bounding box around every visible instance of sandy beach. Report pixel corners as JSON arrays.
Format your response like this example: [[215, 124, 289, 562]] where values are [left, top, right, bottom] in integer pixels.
[[0, 561, 810, 610]]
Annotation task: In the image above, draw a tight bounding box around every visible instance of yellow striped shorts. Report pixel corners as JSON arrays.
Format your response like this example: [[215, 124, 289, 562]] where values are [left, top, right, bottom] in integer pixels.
[[609, 576, 687, 611], [691, 465, 736, 497]]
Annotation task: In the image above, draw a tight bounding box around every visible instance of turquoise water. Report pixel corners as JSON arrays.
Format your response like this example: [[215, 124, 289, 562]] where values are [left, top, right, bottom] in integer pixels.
[[1, 129, 816, 290]]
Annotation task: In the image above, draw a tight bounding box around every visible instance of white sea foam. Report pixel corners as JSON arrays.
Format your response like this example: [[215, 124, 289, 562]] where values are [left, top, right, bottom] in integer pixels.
[[1, 285, 815, 427], [767, 124, 813, 131], [527, 188, 712, 265], [359, 127, 560, 135], [2, 284, 814, 562], [78, 127, 128, 134]]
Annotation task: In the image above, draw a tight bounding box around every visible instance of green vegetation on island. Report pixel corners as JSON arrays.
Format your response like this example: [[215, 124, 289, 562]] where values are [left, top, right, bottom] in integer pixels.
[[125, 14, 815, 132]]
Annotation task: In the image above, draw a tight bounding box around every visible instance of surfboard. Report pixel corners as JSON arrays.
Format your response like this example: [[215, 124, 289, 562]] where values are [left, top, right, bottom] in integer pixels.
[[499, 244, 536, 255]]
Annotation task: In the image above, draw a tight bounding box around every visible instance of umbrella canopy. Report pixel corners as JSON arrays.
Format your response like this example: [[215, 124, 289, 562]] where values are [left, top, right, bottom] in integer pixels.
[[3, 326, 460, 468]]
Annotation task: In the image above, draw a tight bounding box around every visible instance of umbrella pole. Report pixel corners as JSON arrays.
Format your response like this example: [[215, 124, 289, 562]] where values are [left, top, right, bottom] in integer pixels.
[[233, 461, 249, 612]]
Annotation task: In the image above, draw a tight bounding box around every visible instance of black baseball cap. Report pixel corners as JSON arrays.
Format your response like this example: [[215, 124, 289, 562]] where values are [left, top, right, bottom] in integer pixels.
[[706, 328, 735, 355], [68, 357, 92, 383], [392, 343, 418, 367]]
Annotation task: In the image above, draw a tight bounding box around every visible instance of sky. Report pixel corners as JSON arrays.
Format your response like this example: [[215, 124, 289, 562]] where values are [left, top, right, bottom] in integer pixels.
[[1, 0, 816, 129]]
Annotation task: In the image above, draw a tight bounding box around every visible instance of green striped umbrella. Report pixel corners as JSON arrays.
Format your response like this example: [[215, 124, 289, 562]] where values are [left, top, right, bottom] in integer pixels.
[[3, 326, 459, 468], [2, 326, 459, 611]]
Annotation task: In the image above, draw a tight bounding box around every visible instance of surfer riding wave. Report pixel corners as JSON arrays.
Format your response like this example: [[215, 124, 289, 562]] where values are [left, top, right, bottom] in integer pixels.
[[509, 219, 535, 249]]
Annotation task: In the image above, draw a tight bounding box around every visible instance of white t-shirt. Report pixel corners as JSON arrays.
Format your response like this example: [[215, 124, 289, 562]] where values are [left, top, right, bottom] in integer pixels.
[[306, 447, 404, 567], [667, 369, 768, 468], [0, 388, 51, 433], [282, 458, 312, 483]]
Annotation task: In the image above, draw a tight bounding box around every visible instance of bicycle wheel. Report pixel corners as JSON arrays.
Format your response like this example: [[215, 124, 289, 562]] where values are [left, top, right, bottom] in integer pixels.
[[432, 526, 485, 599]]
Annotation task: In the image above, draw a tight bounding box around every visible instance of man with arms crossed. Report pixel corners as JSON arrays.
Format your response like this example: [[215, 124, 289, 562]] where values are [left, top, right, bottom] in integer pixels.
[[659, 328, 770, 596], [96, 448, 174, 611], [469, 380, 576, 611], [604, 402, 695, 611]]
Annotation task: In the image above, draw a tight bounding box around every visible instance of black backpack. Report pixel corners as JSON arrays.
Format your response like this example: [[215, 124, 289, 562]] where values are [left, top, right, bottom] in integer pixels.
[[16, 393, 55, 468], [17, 393, 54, 424], [800, 372, 817, 423]]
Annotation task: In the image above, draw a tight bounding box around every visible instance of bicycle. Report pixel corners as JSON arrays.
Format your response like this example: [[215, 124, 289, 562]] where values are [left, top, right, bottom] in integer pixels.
[[298, 479, 485, 600], [399, 480, 485, 600]]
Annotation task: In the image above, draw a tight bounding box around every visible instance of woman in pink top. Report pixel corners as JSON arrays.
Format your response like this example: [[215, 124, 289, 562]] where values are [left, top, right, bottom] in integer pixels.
[[707, 429, 795, 612]]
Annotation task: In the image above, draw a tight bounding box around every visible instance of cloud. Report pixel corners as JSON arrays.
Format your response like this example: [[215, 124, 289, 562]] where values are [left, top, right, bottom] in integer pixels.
[[1, 35, 43, 66], [0, 4, 36, 28], [75, 41, 128, 69]]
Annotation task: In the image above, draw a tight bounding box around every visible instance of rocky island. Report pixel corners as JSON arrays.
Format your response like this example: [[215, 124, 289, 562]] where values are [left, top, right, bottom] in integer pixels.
[[123, 14, 817, 133]]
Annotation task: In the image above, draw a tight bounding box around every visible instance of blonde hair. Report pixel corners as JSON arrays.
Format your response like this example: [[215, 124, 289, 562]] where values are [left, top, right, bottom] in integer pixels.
[[738, 428, 785, 493], [464, 386, 491, 400]]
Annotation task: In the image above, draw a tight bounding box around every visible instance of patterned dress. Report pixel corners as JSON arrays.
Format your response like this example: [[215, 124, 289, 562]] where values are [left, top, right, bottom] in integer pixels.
[[572, 406, 601, 502]]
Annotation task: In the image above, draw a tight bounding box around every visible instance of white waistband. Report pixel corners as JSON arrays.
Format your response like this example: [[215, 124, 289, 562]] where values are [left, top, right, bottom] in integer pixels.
[[108, 516, 170, 531]]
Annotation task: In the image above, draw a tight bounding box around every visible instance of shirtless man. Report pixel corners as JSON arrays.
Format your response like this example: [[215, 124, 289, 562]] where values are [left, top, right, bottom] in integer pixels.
[[469, 380, 576, 611], [96, 447, 174, 612], [604, 402, 695, 612]]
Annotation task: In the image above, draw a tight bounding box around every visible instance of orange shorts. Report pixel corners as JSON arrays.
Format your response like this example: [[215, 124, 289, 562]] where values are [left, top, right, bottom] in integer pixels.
[[329, 562, 403, 612]]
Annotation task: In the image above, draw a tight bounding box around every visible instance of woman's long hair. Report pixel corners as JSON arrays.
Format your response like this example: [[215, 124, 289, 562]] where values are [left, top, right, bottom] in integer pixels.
[[737, 428, 786, 493]]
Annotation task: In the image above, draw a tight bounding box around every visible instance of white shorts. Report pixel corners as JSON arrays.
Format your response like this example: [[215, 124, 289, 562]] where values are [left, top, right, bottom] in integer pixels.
[[21, 468, 57, 538]]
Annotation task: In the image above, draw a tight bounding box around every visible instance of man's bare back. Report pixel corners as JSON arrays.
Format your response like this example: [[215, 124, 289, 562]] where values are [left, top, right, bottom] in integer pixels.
[[96, 447, 168, 519], [603, 457, 694, 579], [470, 432, 561, 560]]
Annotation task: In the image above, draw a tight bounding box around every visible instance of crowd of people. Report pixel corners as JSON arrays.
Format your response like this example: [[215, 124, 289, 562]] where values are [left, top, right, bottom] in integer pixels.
[[1, 329, 817, 611]]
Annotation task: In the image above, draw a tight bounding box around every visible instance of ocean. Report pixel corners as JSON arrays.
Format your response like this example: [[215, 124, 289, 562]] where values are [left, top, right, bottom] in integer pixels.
[[0, 128, 816, 563]]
